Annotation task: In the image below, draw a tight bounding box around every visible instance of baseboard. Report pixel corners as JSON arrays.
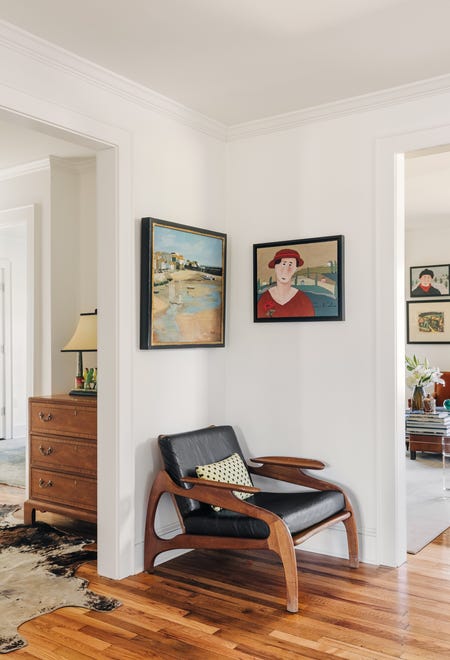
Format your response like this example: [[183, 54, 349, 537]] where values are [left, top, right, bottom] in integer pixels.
[[135, 522, 377, 573], [134, 521, 189, 573], [12, 425, 26, 439], [299, 525, 377, 565]]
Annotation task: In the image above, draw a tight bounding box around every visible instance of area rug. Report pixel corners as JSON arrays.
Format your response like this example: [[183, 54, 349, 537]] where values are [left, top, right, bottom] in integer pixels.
[[0, 506, 120, 654], [407, 452, 450, 554]]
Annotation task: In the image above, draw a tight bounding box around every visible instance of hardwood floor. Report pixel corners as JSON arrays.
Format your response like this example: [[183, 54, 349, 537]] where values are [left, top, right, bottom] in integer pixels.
[[2, 486, 450, 659]]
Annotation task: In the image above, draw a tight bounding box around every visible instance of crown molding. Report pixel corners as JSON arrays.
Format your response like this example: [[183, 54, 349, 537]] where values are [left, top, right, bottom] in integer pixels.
[[0, 155, 96, 181], [2, 20, 450, 144], [49, 155, 96, 172], [228, 74, 450, 140], [0, 157, 50, 181], [0, 20, 227, 142]]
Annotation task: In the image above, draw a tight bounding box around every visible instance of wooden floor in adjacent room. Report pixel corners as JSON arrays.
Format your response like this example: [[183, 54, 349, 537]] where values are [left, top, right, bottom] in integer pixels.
[[2, 485, 450, 659]]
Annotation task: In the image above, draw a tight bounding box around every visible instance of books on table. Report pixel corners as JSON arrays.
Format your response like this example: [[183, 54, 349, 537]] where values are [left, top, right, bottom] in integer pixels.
[[406, 410, 450, 436]]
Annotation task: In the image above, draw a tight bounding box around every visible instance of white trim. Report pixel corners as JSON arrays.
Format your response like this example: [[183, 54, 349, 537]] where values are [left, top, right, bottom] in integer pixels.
[[375, 123, 450, 567], [0, 20, 227, 142], [0, 156, 96, 182], [0, 158, 50, 182], [49, 156, 96, 173], [229, 75, 450, 140], [301, 525, 377, 566], [4, 19, 450, 143], [0, 206, 36, 444], [134, 521, 190, 572], [0, 260, 11, 439]]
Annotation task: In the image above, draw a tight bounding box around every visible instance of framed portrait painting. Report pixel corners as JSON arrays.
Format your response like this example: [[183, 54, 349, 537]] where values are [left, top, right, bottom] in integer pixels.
[[253, 235, 344, 322], [140, 217, 227, 349], [410, 264, 450, 297], [407, 300, 450, 344]]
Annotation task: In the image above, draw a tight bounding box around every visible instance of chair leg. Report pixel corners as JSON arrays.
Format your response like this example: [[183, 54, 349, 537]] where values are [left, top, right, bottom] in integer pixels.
[[343, 514, 359, 568], [269, 522, 299, 613], [144, 471, 166, 572]]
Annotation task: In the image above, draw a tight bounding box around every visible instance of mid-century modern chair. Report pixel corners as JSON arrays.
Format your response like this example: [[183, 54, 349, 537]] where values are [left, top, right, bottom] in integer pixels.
[[144, 425, 359, 612]]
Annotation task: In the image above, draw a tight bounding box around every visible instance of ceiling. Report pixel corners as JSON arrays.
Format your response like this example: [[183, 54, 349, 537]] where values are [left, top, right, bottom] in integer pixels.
[[1, 0, 450, 125], [0, 0, 450, 222]]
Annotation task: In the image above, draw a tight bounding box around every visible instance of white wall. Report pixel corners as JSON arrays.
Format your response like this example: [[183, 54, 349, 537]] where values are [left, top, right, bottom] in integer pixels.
[[50, 158, 97, 393], [0, 26, 227, 577], [226, 100, 450, 564], [132, 114, 227, 556], [6, 22, 450, 575], [0, 159, 98, 396]]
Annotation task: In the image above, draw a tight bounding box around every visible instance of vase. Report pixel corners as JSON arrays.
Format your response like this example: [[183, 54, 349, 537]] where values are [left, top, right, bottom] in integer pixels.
[[411, 385, 425, 411]]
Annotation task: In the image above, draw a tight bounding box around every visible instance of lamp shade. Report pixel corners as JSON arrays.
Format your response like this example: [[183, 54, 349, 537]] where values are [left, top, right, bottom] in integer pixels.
[[61, 311, 97, 352]]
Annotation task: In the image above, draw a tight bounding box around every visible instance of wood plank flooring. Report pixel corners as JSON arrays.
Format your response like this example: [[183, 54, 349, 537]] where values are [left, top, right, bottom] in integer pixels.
[[2, 486, 450, 659]]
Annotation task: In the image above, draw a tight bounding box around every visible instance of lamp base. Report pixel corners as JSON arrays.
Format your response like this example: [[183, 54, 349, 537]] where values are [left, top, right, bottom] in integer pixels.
[[69, 389, 97, 397]]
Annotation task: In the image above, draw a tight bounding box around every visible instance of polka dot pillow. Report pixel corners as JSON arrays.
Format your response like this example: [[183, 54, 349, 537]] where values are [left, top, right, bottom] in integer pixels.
[[195, 452, 253, 512]]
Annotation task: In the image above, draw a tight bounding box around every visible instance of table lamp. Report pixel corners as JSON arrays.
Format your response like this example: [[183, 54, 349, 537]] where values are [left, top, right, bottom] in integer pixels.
[[61, 310, 97, 396]]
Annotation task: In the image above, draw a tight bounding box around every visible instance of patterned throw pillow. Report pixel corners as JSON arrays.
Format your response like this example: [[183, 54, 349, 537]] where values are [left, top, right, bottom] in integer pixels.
[[195, 452, 254, 512]]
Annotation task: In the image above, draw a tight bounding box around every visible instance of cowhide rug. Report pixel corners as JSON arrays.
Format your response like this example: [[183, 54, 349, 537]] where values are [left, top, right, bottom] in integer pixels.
[[0, 505, 120, 654]]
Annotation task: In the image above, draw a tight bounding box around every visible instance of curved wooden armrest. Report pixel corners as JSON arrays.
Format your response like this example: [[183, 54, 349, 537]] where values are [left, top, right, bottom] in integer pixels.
[[250, 456, 325, 470], [248, 458, 343, 495], [147, 470, 276, 524], [181, 476, 260, 494]]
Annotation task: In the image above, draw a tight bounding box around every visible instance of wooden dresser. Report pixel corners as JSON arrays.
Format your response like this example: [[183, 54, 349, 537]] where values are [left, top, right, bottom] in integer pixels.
[[24, 394, 97, 525]]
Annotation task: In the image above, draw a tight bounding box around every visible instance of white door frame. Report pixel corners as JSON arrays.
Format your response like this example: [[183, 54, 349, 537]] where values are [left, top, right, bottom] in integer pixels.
[[0, 91, 134, 580], [375, 123, 450, 566], [0, 259, 12, 438], [0, 206, 36, 427]]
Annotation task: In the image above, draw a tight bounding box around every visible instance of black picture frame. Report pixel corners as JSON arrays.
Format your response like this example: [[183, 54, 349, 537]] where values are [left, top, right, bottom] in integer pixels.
[[410, 264, 450, 298], [140, 217, 227, 349], [407, 300, 450, 344], [253, 235, 344, 322]]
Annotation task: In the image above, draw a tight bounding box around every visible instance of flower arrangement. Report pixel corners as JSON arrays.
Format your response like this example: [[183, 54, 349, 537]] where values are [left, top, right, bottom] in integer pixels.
[[405, 354, 445, 390]]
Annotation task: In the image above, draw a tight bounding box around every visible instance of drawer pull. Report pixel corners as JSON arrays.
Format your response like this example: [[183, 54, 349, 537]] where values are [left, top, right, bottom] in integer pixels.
[[38, 412, 53, 422], [39, 445, 53, 456], [38, 478, 53, 488]]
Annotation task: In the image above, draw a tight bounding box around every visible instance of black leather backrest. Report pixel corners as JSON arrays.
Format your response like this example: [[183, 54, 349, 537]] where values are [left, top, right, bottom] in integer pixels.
[[159, 425, 248, 517]]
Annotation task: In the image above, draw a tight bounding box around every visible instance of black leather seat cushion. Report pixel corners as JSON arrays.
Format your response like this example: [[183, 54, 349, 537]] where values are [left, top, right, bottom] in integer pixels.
[[183, 490, 345, 538]]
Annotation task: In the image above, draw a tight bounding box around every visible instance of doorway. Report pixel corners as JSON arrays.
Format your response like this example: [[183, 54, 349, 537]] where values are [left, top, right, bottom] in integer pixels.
[[404, 146, 450, 554], [0, 259, 11, 439], [0, 212, 29, 492], [376, 123, 450, 568], [0, 210, 30, 441], [0, 101, 134, 580]]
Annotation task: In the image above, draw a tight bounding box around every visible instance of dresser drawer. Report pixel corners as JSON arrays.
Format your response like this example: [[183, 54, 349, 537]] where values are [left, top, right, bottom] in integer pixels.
[[30, 401, 96, 437], [30, 434, 96, 476], [30, 468, 97, 511]]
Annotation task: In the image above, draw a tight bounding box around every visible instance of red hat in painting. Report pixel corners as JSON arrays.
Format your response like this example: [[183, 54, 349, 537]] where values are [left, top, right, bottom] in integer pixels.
[[268, 248, 303, 268]]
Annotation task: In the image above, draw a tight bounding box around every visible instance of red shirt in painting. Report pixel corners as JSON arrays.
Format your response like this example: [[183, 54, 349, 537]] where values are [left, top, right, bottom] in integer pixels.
[[257, 289, 315, 318]]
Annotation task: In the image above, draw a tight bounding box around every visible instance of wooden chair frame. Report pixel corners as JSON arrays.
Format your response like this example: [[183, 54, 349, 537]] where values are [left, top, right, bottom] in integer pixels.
[[144, 453, 359, 612]]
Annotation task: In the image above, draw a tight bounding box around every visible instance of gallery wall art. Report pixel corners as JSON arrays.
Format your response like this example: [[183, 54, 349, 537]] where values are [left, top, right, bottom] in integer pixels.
[[253, 235, 344, 322], [140, 217, 227, 349]]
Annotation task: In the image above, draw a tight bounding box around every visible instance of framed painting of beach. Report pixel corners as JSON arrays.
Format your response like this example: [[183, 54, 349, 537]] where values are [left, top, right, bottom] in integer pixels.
[[253, 235, 344, 323], [140, 217, 227, 349], [407, 300, 450, 344]]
